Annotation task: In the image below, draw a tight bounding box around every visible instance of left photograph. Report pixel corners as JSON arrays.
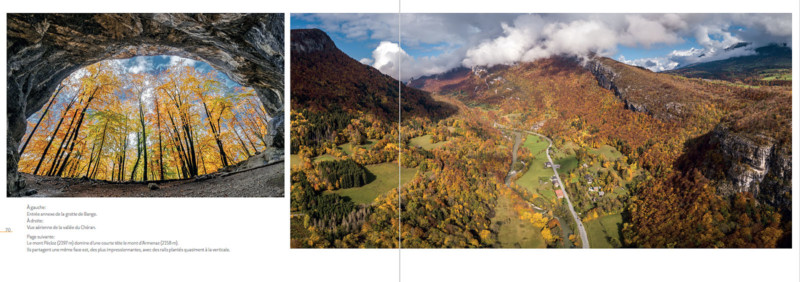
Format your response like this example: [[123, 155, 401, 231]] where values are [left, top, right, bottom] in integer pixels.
[[7, 14, 285, 197]]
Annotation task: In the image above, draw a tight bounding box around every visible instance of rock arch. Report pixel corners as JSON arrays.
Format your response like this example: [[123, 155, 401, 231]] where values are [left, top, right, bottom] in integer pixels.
[[7, 13, 285, 196]]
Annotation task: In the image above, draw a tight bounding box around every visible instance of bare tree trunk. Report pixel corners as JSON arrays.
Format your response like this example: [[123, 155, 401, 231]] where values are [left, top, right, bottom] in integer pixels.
[[155, 97, 164, 181], [199, 98, 229, 167], [55, 92, 99, 177], [67, 147, 83, 178], [89, 120, 109, 179], [20, 84, 63, 155], [232, 124, 252, 158], [85, 141, 97, 177], [199, 149, 207, 175], [119, 124, 129, 181], [233, 115, 259, 153], [166, 110, 190, 179], [33, 96, 78, 175], [130, 132, 142, 181], [138, 92, 148, 182], [244, 113, 269, 148]]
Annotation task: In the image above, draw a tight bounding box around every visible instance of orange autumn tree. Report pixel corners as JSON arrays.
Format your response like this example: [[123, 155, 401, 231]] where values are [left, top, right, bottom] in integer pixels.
[[18, 58, 272, 181]]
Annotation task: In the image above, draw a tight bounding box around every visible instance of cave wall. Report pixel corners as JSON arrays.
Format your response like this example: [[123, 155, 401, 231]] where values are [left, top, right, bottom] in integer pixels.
[[6, 13, 285, 196]]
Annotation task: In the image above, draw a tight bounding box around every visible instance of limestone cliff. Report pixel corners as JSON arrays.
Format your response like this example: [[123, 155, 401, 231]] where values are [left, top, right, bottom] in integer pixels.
[[585, 56, 791, 211], [584, 58, 650, 115], [708, 121, 791, 210]]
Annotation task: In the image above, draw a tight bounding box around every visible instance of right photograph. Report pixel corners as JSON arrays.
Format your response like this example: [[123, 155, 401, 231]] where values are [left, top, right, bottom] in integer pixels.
[[290, 13, 792, 248]]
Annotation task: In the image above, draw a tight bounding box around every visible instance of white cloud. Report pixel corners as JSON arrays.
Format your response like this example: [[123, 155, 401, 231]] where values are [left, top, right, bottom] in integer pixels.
[[365, 41, 466, 81], [169, 56, 196, 67], [620, 15, 683, 48], [359, 58, 374, 65], [463, 15, 546, 67], [370, 41, 410, 78], [127, 56, 151, 74], [462, 16, 626, 67], [462, 14, 694, 67], [618, 55, 680, 72], [463, 14, 791, 71], [541, 19, 619, 57], [67, 68, 90, 82], [305, 13, 792, 76]]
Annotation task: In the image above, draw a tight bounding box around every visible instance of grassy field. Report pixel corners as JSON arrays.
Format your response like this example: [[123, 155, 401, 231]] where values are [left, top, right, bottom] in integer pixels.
[[551, 141, 579, 176], [288, 153, 340, 167], [760, 69, 792, 81], [339, 140, 377, 156], [326, 163, 417, 204], [290, 154, 302, 168], [585, 213, 623, 248], [515, 135, 558, 201], [522, 134, 550, 159], [491, 195, 547, 248], [409, 135, 448, 150], [555, 141, 579, 156], [313, 154, 337, 163], [587, 144, 641, 193], [555, 155, 578, 176], [591, 145, 622, 160], [584, 145, 621, 174]]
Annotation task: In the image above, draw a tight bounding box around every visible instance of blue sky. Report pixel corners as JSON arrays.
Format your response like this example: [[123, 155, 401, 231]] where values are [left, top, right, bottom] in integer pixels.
[[616, 38, 700, 61], [294, 15, 456, 62], [292, 14, 791, 79], [293, 16, 378, 62], [117, 55, 241, 89]]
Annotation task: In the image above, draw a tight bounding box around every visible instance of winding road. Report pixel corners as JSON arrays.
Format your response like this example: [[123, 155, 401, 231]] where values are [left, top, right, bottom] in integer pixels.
[[498, 123, 589, 248], [504, 132, 522, 185]]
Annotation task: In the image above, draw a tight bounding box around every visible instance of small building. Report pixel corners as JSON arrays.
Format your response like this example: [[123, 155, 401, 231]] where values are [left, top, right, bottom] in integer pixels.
[[588, 186, 600, 192], [531, 121, 545, 131], [598, 191, 605, 197], [584, 174, 594, 184], [551, 175, 558, 181], [555, 189, 564, 199], [551, 179, 560, 187], [544, 162, 553, 168]]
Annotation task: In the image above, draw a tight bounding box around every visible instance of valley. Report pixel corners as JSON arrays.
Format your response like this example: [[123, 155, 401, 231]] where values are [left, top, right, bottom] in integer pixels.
[[290, 25, 791, 248], [410, 55, 791, 248]]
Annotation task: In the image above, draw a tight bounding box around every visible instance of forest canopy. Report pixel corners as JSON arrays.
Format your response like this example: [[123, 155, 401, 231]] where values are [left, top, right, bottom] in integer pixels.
[[18, 56, 273, 182]]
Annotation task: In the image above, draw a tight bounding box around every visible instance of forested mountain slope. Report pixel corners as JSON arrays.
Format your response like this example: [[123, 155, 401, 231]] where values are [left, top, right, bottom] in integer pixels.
[[410, 55, 791, 247], [291, 28, 454, 122]]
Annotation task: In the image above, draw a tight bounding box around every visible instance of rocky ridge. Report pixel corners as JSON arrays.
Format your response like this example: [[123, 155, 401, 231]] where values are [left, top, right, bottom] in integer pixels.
[[708, 123, 791, 210]]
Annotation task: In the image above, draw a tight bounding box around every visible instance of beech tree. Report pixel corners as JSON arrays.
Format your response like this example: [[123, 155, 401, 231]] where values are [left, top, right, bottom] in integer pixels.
[[18, 58, 270, 182]]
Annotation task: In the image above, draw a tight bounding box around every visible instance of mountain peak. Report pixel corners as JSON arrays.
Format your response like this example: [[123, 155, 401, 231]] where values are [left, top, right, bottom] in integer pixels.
[[724, 41, 750, 51], [291, 28, 456, 122], [290, 28, 337, 53]]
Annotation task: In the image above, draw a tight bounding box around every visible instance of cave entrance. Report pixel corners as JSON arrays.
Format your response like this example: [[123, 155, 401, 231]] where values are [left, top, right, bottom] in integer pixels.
[[17, 56, 272, 182], [7, 14, 285, 196]]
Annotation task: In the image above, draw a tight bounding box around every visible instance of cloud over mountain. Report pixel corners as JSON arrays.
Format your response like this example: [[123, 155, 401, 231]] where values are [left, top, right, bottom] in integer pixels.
[[299, 13, 792, 79]]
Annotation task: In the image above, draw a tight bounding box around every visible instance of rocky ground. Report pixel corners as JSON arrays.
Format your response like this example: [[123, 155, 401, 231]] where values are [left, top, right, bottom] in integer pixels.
[[20, 150, 284, 198]]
